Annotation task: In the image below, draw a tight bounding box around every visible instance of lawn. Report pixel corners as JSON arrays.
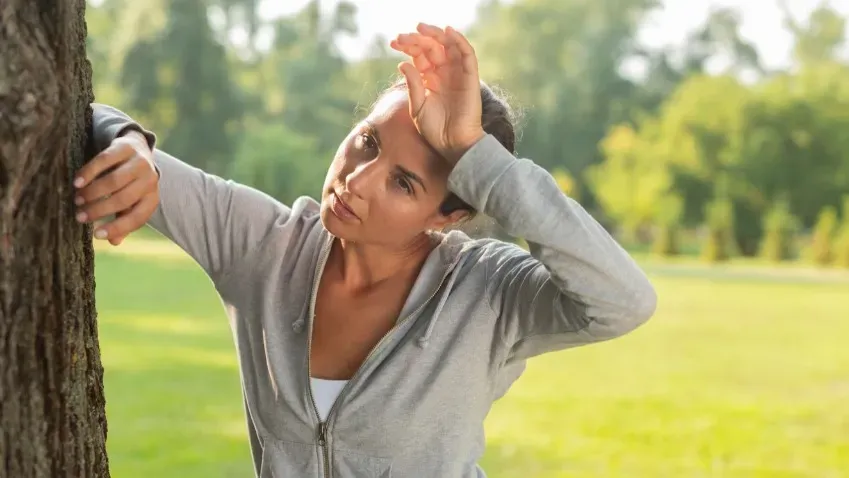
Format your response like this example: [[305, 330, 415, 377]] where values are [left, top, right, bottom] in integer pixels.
[[95, 238, 849, 478]]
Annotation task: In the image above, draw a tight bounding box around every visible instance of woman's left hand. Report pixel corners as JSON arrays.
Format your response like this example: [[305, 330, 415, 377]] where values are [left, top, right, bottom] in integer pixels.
[[390, 24, 486, 165]]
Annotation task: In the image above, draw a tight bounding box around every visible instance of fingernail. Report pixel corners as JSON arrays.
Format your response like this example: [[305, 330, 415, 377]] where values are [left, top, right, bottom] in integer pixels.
[[76, 212, 87, 223], [94, 229, 108, 239], [74, 196, 84, 206], [74, 177, 84, 188]]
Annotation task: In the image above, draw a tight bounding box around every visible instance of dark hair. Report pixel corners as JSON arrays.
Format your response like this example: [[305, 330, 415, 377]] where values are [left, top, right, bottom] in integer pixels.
[[377, 77, 518, 218]]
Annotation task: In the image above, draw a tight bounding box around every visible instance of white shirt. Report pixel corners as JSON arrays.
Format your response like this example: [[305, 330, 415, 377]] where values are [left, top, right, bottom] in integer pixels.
[[310, 378, 348, 421]]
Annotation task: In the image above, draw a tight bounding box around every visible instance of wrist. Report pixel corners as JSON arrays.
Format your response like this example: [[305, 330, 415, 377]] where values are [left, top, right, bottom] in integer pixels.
[[119, 128, 149, 147], [118, 128, 158, 177], [444, 129, 486, 165]]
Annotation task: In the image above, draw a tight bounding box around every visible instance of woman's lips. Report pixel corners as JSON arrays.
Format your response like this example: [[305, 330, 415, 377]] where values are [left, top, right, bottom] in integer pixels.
[[331, 191, 360, 221]]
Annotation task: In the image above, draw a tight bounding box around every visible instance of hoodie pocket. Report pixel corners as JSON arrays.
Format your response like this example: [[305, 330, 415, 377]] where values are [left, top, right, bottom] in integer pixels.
[[259, 439, 318, 477], [333, 447, 393, 477]]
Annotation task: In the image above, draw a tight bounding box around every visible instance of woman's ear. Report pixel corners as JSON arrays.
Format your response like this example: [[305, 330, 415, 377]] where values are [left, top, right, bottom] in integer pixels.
[[429, 209, 470, 232]]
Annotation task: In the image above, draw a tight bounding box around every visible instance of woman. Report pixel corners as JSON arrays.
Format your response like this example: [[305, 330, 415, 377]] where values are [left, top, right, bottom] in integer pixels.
[[76, 24, 656, 478]]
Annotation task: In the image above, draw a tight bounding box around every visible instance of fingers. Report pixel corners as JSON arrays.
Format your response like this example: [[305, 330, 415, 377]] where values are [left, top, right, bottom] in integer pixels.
[[75, 158, 139, 206], [391, 34, 445, 73], [74, 140, 134, 188], [94, 194, 158, 242], [73, 135, 158, 244], [416, 23, 449, 43], [391, 24, 479, 78], [398, 61, 426, 118], [445, 26, 478, 76], [76, 176, 154, 224]]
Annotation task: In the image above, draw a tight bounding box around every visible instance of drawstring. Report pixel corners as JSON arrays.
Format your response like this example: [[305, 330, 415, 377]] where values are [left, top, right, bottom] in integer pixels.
[[292, 297, 309, 333], [417, 252, 472, 348]]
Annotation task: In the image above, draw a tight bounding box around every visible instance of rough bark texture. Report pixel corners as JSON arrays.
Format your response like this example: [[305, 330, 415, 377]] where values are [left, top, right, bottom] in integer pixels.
[[0, 0, 109, 477]]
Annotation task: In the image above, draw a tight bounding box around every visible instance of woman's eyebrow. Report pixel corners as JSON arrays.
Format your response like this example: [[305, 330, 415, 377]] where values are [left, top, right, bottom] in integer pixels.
[[396, 165, 427, 192]]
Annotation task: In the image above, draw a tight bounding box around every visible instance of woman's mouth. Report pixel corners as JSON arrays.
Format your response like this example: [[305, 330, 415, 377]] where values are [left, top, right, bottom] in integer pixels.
[[330, 191, 360, 221]]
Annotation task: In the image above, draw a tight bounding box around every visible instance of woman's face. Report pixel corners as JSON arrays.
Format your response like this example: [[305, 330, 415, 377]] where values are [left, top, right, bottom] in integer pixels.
[[320, 90, 466, 247]]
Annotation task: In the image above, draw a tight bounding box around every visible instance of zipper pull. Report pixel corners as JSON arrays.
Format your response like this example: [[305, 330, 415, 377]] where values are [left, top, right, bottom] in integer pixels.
[[317, 422, 327, 447]]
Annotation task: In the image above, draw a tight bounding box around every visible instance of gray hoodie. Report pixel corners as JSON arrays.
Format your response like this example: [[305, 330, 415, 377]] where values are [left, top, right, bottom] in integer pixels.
[[92, 104, 656, 478]]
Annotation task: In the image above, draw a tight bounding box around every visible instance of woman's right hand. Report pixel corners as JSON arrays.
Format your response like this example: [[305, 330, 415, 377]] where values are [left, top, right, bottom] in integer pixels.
[[73, 130, 160, 246]]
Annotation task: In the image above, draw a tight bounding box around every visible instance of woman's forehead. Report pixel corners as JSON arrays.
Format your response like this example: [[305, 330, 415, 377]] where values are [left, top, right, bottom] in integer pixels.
[[369, 90, 412, 124], [365, 91, 450, 178]]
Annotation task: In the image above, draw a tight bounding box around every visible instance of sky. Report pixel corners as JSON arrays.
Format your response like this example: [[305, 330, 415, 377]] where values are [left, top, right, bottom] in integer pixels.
[[260, 0, 849, 70]]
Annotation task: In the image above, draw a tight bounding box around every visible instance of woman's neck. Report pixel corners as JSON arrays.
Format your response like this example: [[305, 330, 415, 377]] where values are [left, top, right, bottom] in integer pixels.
[[328, 233, 438, 294]]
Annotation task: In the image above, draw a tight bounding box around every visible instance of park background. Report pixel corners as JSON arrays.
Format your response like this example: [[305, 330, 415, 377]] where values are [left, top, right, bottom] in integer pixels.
[[85, 0, 849, 476]]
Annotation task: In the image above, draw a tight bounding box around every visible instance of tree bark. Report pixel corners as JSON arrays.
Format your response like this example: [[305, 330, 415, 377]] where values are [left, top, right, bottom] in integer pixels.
[[0, 1, 109, 477]]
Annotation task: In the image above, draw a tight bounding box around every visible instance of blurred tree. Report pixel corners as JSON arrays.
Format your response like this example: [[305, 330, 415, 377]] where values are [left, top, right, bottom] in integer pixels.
[[469, 0, 659, 210], [779, 1, 846, 66], [1, 0, 109, 476], [347, 35, 403, 114], [262, 0, 359, 153], [680, 7, 764, 77], [701, 194, 735, 263], [593, 75, 751, 245], [631, 4, 763, 115], [230, 122, 327, 205], [589, 123, 672, 241], [81, 0, 849, 253], [652, 194, 684, 256], [121, 0, 244, 175], [210, 0, 262, 56], [834, 196, 849, 268], [809, 206, 838, 265], [759, 197, 799, 262]]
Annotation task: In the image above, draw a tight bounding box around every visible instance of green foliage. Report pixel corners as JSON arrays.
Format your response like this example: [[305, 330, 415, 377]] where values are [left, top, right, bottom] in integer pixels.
[[701, 195, 735, 263], [469, 0, 660, 210], [83, 0, 849, 260], [758, 198, 799, 262], [551, 168, 579, 200], [229, 123, 326, 205], [834, 196, 849, 268], [651, 194, 683, 256], [809, 206, 838, 266], [119, 0, 243, 175], [651, 225, 678, 257], [589, 123, 672, 241], [835, 226, 849, 269]]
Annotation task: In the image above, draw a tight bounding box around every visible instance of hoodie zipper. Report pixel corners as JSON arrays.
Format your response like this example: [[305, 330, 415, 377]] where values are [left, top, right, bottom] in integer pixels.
[[306, 236, 333, 478], [305, 234, 464, 478]]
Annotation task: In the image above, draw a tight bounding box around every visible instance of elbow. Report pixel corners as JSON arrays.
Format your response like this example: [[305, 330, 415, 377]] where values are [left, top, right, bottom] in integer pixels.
[[605, 279, 657, 339], [634, 281, 658, 324], [624, 279, 658, 332]]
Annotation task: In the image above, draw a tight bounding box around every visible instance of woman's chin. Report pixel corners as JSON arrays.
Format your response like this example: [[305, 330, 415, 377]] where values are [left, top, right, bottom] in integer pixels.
[[319, 205, 351, 238]]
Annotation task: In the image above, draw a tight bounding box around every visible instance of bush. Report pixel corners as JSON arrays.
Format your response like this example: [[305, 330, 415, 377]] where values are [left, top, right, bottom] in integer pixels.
[[808, 206, 838, 266], [652, 225, 678, 256], [759, 199, 798, 262], [834, 197, 849, 268], [701, 197, 734, 263], [652, 194, 683, 257], [834, 227, 849, 268]]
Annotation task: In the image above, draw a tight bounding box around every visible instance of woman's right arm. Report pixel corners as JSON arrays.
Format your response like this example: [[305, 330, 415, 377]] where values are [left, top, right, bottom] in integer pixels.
[[78, 103, 292, 281]]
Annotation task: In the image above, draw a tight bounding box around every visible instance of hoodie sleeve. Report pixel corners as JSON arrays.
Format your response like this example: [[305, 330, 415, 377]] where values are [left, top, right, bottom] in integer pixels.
[[91, 103, 291, 281], [448, 134, 657, 364]]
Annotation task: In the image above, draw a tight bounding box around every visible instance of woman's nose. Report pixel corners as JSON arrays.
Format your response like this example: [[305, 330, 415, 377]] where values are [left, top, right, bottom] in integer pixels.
[[345, 160, 382, 198]]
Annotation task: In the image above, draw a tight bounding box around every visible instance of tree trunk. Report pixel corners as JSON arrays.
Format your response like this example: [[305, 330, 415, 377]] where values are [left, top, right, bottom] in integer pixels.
[[0, 1, 109, 477]]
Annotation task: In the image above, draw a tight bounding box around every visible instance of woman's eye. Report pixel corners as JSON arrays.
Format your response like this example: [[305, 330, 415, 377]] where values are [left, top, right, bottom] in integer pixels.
[[395, 176, 413, 194], [358, 133, 377, 150]]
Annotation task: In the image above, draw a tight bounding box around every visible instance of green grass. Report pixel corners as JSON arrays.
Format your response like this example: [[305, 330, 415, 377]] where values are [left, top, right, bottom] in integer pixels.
[[95, 239, 849, 478]]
